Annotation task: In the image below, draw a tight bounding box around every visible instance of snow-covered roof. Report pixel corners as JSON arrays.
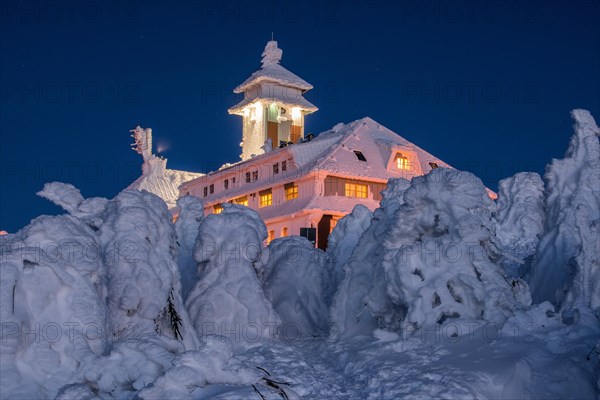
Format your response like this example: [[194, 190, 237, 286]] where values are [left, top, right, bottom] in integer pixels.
[[182, 116, 459, 219], [233, 41, 313, 93], [128, 158, 203, 209]]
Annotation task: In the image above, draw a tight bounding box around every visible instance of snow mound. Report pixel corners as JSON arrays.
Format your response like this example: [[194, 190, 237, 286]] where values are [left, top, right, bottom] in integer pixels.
[[185, 203, 280, 350], [261, 237, 330, 338], [530, 109, 600, 313]]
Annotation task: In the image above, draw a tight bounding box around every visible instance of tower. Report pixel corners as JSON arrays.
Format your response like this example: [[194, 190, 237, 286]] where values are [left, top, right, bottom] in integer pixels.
[[228, 40, 318, 160]]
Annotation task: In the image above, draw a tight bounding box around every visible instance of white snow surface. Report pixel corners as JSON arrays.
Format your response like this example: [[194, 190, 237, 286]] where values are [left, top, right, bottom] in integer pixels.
[[1, 110, 600, 399]]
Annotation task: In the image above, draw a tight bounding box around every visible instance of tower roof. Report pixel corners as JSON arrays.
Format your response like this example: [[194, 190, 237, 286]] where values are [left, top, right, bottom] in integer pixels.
[[233, 41, 313, 93]]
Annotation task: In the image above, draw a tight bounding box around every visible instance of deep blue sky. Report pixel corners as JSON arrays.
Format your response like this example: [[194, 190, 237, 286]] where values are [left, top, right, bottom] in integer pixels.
[[1, 0, 599, 232]]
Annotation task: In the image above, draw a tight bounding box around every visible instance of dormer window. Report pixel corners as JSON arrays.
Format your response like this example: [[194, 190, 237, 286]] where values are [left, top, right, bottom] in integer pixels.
[[395, 153, 409, 170], [429, 162, 439, 169], [353, 150, 367, 162]]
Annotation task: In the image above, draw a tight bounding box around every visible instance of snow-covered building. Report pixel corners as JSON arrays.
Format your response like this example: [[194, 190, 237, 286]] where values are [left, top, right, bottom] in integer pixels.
[[179, 40, 456, 249], [127, 126, 203, 208]]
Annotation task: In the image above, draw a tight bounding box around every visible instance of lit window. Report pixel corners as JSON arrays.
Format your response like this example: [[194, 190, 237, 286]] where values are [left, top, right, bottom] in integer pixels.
[[209, 184, 214, 194], [282, 160, 287, 172], [345, 182, 368, 198], [284, 182, 298, 200], [245, 172, 251, 183], [234, 196, 248, 206], [203, 187, 208, 197], [252, 171, 259, 181], [213, 204, 223, 214], [396, 153, 409, 170], [259, 189, 272, 207], [354, 150, 367, 162], [281, 227, 288, 237], [267, 230, 275, 244], [224, 179, 229, 190], [273, 163, 279, 174]]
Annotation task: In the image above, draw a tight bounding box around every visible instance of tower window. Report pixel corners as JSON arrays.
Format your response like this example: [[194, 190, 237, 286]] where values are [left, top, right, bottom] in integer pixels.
[[259, 189, 272, 207], [284, 182, 298, 200], [345, 182, 368, 198], [396, 153, 409, 170], [273, 163, 279, 174], [224, 179, 229, 189], [209, 184, 214, 194], [245, 172, 251, 183], [353, 150, 367, 162]]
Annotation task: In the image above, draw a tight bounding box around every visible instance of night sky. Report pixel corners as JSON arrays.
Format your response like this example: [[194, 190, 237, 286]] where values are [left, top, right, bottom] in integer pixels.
[[1, 0, 599, 232]]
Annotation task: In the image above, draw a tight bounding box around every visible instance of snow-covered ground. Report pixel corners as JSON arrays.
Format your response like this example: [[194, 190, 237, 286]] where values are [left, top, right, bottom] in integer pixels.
[[1, 109, 599, 399]]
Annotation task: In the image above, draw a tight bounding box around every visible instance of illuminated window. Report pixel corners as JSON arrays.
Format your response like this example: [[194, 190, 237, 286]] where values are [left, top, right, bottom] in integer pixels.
[[273, 163, 279, 174], [353, 150, 367, 162], [396, 153, 409, 170], [213, 204, 223, 214], [267, 230, 275, 244], [259, 189, 272, 207], [284, 182, 298, 200], [345, 182, 368, 198], [209, 184, 214, 194], [281, 227, 288, 237], [234, 196, 248, 206], [224, 179, 229, 189], [245, 172, 251, 183], [252, 171, 259, 181]]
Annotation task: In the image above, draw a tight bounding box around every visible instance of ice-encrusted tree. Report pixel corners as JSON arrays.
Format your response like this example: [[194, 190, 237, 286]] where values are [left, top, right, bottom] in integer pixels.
[[530, 109, 600, 315], [174, 195, 204, 301], [496, 172, 545, 276], [185, 203, 280, 350], [330, 178, 411, 339], [261, 236, 330, 338], [381, 169, 530, 331]]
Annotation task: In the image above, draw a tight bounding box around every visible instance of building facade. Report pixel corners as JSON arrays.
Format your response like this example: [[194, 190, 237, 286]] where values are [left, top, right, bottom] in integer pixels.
[[178, 41, 461, 249]]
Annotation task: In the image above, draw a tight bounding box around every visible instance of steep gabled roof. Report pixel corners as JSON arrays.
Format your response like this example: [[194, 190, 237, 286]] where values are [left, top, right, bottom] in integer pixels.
[[233, 41, 313, 93]]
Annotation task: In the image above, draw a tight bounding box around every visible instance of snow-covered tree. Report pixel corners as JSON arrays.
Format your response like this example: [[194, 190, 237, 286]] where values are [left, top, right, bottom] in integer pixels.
[[496, 172, 545, 276], [185, 203, 280, 350], [262, 237, 329, 338], [530, 109, 600, 315]]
